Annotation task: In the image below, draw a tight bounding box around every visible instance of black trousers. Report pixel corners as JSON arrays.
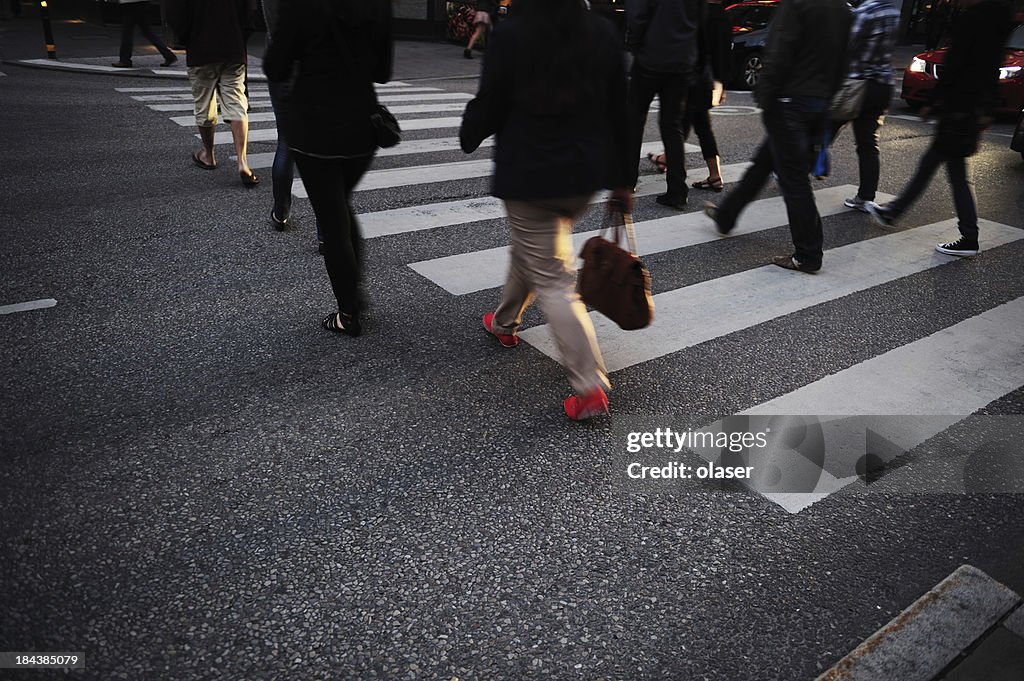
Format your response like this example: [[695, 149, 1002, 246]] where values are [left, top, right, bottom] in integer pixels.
[[293, 153, 374, 316], [716, 98, 829, 269], [890, 136, 978, 240], [119, 2, 174, 64], [832, 80, 892, 203], [628, 65, 692, 198]]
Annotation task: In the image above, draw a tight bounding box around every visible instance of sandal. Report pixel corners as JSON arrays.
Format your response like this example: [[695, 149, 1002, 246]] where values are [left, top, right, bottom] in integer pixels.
[[191, 151, 216, 170], [270, 211, 289, 231], [646, 152, 667, 174], [321, 312, 362, 337], [691, 177, 724, 192], [239, 170, 260, 187]]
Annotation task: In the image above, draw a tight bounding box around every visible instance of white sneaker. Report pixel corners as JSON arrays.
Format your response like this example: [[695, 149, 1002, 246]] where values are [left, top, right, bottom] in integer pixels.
[[844, 196, 872, 213]]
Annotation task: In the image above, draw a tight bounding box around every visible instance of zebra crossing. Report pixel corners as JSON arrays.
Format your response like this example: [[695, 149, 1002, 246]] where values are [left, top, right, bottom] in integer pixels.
[[118, 81, 1024, 516]]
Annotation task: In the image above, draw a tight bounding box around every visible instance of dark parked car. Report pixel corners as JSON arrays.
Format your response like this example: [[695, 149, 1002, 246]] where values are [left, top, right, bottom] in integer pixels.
[[725, 0, 778, 90]]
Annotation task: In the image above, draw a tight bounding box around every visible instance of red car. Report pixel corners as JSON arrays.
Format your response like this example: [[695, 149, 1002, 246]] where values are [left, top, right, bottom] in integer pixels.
[[902, 23, 1024, 115]]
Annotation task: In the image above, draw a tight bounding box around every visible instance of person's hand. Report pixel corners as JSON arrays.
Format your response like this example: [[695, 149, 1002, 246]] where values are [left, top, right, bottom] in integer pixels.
[[609, 187, 634, 215]]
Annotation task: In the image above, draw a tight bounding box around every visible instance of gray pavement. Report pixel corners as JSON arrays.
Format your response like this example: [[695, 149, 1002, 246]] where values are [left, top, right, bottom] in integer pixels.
[[2, 8, 1024, 681]]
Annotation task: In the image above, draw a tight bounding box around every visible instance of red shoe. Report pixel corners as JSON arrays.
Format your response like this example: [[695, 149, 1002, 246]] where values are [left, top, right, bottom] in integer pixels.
[[483, 312, 518, 348], [564, 388, 609, 421]]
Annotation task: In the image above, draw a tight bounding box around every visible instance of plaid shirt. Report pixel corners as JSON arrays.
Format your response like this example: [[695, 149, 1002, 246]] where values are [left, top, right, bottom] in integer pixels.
[[846, 0, 901, 85]]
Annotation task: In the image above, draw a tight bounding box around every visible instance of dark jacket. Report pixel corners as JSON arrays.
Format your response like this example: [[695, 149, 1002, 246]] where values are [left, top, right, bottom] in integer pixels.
[[263, 0, 392, 158], [932, 0, 1013, 115], [626, 0, 705, 74], [460, 13, 631, 200], [167, 0, 252, 67], [755, 0, 852, 108]]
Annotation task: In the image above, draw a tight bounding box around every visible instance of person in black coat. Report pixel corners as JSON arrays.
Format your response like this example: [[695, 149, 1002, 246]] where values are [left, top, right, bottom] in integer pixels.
[[263, 0, 392, 336], [460, 0, 633, 421], [867, 0, 1013, 257]]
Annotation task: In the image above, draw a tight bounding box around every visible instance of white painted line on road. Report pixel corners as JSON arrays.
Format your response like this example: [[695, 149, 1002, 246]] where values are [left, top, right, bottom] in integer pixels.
[[117, 83, 430, 94], [378, 92, 472, 102], [290, 141, 703, 197], [519, 218, 1024, 373], [152, 101, 274, 112], [0, 298, 57, 315], [174, 112, 466, 128], [410, 184, 873, 295], [247, 137, 496, 168], [355, 149, 733, 239], [19, 59, 124, 72], [0, 71, 6, 77]]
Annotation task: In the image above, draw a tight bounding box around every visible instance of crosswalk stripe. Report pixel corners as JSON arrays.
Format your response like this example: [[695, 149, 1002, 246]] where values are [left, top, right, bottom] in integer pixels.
[[117, 83, 431, 94], [246, 137, 497, 167], [730, 295, 1024, 514], [518, 218, 1023, 373], [288, 141, 702, 197], [140, 91, 469, 104], [176, 103, 472, 128], [152, 101, 274, 112], [409, 184, 874, 295], [355, 153, 737, 238]]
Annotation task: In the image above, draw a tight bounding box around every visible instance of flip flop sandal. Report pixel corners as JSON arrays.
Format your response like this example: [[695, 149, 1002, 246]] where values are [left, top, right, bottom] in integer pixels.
[[691, 178, 724, 192], [192, 151, 216, 170], [321, 312, 362, 337], [646, 152, 667, 174], [239, 171, 260, 187]]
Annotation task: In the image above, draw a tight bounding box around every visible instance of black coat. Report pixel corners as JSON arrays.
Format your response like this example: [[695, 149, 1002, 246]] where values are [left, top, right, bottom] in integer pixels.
[[166, 0, 252, 67], [459, 13, 631, 201], [263, 0, 392, 158]]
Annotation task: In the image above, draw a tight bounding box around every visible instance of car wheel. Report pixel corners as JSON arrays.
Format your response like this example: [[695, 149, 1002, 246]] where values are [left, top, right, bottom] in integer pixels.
[[742, 54, 763, 90]]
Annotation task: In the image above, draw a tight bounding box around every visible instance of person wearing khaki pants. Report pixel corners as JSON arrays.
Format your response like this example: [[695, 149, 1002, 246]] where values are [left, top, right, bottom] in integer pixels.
[[491, 196, 609, 400], [459, 0, 634, 420]]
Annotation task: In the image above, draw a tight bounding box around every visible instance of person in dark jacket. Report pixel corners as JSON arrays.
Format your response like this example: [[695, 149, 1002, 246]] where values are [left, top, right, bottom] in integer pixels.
[[264, 0, 393, 336], [460, 0, 633, 421], [168, 0, 257, 185], [867, 0, 1013, 257], [111, 0, 178, 69], [626, 0, 706, 209], [705, 0, 851, 273]]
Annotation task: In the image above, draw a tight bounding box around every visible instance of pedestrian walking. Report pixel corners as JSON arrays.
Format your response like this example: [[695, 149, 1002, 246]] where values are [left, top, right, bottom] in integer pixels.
[[460, 0, 633, 420], [260, 0, 295, 230], [167, 0, 258, 186], [705, 0, 851, 273], [464, 0, 498, 59], [626, 0, 706, 210], [831, 0, 900, 213], [867, 0, 1014, 257], [111, 0, 178, 68], [264, 0, 393, 337]]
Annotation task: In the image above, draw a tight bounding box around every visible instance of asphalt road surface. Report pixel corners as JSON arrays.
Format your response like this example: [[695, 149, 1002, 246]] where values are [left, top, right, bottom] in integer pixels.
[[2, 60, 1023, 680]]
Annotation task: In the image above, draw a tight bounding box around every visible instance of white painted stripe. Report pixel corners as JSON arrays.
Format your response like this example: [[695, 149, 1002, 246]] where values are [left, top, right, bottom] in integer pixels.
[[378, 92, 472, 102], [246, 137, 496, 168], [152, 101, 273, 112], [0, 71, 6, 77], [518, 218, 1023, 374], [410, 184, 875, 295], [180, 107, 464, 127], [0, 298, 57, 315], [358, 157, 744, 239], [290, 141, 704, 197], [741, 296, 1024, 513], [19, 59, 122, 72], [117, 83, 429, 93]]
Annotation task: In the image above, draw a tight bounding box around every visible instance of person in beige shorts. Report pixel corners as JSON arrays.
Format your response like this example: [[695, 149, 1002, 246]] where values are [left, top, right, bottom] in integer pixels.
[[168, 0, 258, 186]]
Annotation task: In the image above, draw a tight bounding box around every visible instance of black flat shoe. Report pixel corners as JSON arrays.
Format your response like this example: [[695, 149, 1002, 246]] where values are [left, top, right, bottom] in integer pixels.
[[321, 312, 362, 337], [655, 193, 687, 210]]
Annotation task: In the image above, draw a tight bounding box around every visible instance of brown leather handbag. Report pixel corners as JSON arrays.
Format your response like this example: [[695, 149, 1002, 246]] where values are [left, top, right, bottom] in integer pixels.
[[577, 212, 654, 331]]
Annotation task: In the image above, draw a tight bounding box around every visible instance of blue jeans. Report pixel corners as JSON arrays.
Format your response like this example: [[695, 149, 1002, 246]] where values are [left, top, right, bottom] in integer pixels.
[[268, 80, 296, 226], [716, 97, 829, 269]]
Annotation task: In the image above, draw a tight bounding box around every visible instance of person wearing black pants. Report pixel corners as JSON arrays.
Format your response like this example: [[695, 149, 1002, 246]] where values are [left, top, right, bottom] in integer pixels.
[[867, 0, 1013, 258], [705, 0, 850, 273], [625, 0, 705, 209], [112, 0, 176, 68], [831, 0, 900, 212], [264, 0, 393, 336]]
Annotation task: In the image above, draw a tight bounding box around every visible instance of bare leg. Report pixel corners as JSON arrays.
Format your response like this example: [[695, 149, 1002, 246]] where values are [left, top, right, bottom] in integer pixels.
[[197, 124, 216, 167], [229, 119, 251, 176], [467, 24, 485, 51], [706, 155, 722, 182]]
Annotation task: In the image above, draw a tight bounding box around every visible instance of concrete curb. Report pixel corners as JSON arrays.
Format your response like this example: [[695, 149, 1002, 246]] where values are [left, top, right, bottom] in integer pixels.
[[1, 58, 266, 81], [816, 565, 1022, 681]]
